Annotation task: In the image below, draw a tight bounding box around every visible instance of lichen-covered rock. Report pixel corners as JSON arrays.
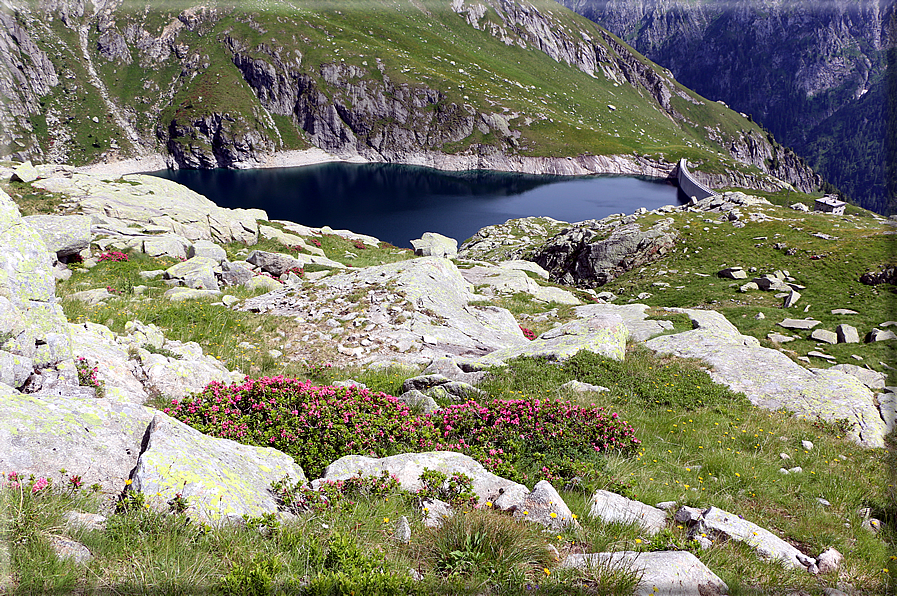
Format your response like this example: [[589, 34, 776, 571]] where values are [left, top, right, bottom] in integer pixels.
[[562, 551, 728, 596], [32, 173, 265, 244], [475, 313, 628, 366], [137, 341, 243, 400], [22, 214, 92, 258], [319, 452, 527, 506], [142, 234, 192, 260], [131, 414, 306, 524], [589, 490, 668, 535], [0, 187, 71, 370], [188, 239, 228, 263], [164, 256, 220, 290], [69, 322, 148, 403], [534, 219, 678, 288], [646, 309, 887, 447], [0, 386, 155, 494], [460, 264, 579, 304], [0, 350, 32, 388], [693, 506, 816, 571], [411, 232, 458, 258]]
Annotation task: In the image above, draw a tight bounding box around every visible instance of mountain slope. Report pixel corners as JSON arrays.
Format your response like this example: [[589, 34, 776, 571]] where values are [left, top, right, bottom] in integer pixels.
[[559, 0, 892, 212], [0, 0, 817, 192]]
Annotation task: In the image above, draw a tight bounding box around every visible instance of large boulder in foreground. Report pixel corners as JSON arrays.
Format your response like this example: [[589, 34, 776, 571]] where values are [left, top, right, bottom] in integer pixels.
[[131, 414, 306, 524], [0, 187, 72, 372], [646, 308, 887, 448], [0, 385, 155, 494], [319, 452, 527, 506], [562, 551, 728, 596]]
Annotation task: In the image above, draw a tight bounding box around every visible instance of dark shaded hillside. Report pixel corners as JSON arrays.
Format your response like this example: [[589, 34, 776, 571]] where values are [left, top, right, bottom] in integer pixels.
[[560, 0, 893, 213]]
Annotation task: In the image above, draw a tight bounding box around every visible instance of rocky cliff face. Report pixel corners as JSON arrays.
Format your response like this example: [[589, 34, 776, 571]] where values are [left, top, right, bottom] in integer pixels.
[[0, 0, 819, 195], [561, 0, 891, 210]]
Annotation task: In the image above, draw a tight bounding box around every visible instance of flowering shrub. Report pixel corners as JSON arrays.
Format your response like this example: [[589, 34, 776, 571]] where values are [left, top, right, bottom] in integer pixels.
[[421, 399, 640, 479], [519, 326, 536, 340], [287, 266, 305, 277], [310, 238, 322, 248], [76, 357, 106, 398], [166, 377, 431, 478], [272, 470, 402, 514], [353, 240, 367, 250], [168, 376, 640, 481], [97, 251, 129, 262], [3, 472, 52, 495]]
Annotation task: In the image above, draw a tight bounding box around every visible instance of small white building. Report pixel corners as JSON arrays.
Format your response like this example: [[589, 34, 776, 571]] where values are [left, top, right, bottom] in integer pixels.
[[814, 195, 846, 215]]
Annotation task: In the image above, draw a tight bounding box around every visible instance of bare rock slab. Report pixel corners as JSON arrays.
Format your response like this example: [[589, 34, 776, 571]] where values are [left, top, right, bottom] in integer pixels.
[[132, 414, 306, 524], [589, 490, 667, 535], [778, 318, 821, 330], [0, 385, 155, 494], [647, 309, 886, 448], [810, 329, 838, 344], [696, 507, 814, 571], [476, 313, 629, 366], [562, 551, 728, 596]]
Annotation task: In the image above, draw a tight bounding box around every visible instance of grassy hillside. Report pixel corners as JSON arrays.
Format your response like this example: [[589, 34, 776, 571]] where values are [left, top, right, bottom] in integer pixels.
[[7, 0, 805, 186]]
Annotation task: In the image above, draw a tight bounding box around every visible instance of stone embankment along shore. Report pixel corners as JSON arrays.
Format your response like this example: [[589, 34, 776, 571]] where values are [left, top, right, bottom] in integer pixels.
[[76, 148, 677, 181]]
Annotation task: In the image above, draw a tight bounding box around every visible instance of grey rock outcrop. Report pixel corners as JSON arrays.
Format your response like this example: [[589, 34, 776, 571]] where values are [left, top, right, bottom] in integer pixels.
[[131, 414, 306, 524], [32, 174, 264, 245], [411, 232, 458, 258], [461, 263, 580, 305], [0, 385, 155, 494], [589, 490, 667, 536], [534, 219, 678, 288], [164, 256, 220, 291], [475, 312, 629, 366], [242, 257, 529, 363], [562, 551, 728, 596], [69, 320, 243, 403], [246, 250, 305, 277], [646, 309, 887, 447], [0, 187, 72, 373], [22, 215, 92, 259], [686, 506, 817, 572], [829, 364, 886, 389]]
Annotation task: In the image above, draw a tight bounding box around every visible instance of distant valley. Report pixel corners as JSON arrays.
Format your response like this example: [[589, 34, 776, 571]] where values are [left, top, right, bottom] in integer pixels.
[[560, 0, 894, 213]]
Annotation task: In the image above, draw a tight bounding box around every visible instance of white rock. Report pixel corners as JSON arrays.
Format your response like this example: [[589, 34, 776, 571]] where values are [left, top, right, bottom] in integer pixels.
[[562, 551, 728, 596], [589, 490, 667, 536]]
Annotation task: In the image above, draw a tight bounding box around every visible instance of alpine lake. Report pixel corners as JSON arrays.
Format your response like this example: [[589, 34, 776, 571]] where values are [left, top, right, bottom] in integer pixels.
[[150, 162, 683, 248]]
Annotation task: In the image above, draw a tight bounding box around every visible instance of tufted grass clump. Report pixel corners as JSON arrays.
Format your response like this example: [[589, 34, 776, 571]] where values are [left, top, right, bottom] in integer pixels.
[[166, 376, 640, 481], [426, 509, 555, 583]]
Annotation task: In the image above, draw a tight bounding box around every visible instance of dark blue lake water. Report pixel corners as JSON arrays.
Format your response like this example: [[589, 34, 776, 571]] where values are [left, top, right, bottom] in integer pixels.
[[149, 163, 682, 248]]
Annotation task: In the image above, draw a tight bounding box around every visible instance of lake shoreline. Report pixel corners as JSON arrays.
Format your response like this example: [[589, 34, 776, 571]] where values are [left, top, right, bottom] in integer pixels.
[[75, 148, 678, 181]]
